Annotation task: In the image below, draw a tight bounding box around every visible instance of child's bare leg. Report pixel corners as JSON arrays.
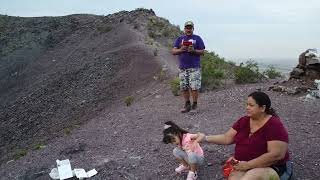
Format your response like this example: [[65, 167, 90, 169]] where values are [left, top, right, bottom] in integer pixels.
[[189, 163, 198, 172], [176, 158, 189, 167]]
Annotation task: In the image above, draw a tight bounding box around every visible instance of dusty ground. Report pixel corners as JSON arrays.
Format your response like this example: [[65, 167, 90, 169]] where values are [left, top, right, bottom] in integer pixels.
[[0, 80, 319, 180]]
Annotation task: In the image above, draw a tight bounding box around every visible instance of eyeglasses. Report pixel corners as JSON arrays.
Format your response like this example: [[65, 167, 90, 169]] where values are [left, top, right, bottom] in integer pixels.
[[184, 27, 193, 30]]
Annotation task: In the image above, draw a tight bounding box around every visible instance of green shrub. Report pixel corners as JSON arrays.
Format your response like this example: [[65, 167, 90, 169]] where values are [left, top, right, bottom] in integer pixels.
[[201, 51, 228, 89], [153, 48, 158, 56], [148, 31, 157, 39], [234, 60, 263, 84], [202, 67, 224, 89], [97, 25, 112, 33], [33, 143, 46, 150], [124, 96, 134, 106], [170, 77, 180, 96], [147, 16, 182, 46], [145, 37, 155, 45], [166, 40, 173, 49], [14, 149, 27, 160], [263, 65, 283, 79], [63, 128, 71, 135], [162, 27, 171, 37], [158, 69, 167, 80]]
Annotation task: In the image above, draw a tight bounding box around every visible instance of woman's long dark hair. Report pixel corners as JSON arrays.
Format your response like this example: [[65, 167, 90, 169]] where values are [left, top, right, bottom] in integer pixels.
[[248, 91, 277, 116], [162, 121, 188, 145]]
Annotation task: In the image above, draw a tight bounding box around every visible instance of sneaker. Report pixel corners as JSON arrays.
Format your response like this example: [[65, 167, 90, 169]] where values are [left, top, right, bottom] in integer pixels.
[[180, 102, 191, 113], [175, 164, 189, 174], [191, 102, 197, 110], [186, 171, 198, 180], [189, 102, 198, 114]]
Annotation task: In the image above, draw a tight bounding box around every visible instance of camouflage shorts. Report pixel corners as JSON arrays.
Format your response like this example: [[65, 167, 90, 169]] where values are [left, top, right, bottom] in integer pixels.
[[179, 68, 201, 91]]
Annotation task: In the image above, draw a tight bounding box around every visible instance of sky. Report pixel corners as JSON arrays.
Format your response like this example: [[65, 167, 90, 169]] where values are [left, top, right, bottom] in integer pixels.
[[1, 0, 319, 64]]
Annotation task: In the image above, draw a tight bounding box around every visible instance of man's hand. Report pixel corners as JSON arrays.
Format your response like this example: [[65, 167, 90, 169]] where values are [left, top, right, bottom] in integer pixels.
[[180, 45, 188, 52], [187, 46, 195, 53]]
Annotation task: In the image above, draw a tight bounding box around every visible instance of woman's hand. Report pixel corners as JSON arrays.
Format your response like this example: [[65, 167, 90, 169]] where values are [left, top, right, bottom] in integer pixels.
[[190, 132, 206, 143], [233, 161, 251, 171], [226, 156, 237, 164]]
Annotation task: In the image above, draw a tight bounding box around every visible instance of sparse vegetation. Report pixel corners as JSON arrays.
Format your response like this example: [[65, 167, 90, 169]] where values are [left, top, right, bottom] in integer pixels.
[[14, 149, 27, 160], [170, 77, 180, 96], [0, 15, 8, 35], [48, 19, 62, 30], [234, 60, 263, 84], [133, 23, 139, 29], [201, 51, 234, 90], [146, 16, 182, 48], [148, 31, 158, 39], [145, 37, 156, 46], [44, 33, 58, 48], [97, 25, 112, 33], [263, 65, 283, 79], [124, 96, 134, 106], [33, 143, 46, 150], [158, 68, 167, 81], [162, 27, 171, 37], [144, 36, 161, 55], [153, 48, 158, 56], [63, 128, 72, 135]]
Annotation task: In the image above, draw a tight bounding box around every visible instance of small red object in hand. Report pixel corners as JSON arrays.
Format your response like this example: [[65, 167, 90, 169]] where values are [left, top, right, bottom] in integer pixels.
[[223, 159, 239, 177], [183, 41, 193, 46]]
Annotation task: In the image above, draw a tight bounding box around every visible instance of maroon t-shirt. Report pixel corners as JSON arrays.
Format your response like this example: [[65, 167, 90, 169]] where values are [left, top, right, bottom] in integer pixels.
[[232, 116, 289, 165]]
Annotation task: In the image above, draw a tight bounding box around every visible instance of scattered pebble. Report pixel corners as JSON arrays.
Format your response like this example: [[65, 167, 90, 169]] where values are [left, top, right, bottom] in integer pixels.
[[207, 162, 213, 167]]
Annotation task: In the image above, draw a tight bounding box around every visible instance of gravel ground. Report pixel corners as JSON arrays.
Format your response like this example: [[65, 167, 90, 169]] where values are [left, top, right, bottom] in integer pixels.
[[1, 81, 319, 180]]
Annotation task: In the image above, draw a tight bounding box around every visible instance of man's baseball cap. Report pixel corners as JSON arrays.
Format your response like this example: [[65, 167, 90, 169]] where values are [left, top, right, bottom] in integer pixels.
[[184, 21, 194, 27]]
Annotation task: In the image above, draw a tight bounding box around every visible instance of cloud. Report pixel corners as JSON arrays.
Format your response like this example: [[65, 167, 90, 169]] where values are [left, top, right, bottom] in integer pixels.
[[252, 0, 320, 24]]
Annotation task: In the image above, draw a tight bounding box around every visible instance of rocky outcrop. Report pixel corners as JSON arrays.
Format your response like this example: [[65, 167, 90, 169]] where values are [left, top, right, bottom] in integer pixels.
[[270, 49, 320, 95], [290, 49, 320, 80]]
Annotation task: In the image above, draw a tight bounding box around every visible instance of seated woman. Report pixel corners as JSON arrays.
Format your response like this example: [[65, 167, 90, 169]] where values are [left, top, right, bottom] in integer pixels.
[[198, 91, 292, 180]]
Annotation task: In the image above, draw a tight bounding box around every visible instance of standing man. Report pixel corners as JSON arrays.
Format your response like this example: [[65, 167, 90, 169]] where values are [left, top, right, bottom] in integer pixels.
[[172, 21, 205, 113]]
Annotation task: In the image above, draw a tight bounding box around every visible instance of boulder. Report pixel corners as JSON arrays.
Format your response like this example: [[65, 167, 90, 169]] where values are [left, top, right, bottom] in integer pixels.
[[290, 49, 320, 80], [290, 68, 304, 78], [306, 57, 320, 66]]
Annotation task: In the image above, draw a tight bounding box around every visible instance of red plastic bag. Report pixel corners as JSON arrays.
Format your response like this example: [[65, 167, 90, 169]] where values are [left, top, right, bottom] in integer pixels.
[[223, 158, 239, 177]]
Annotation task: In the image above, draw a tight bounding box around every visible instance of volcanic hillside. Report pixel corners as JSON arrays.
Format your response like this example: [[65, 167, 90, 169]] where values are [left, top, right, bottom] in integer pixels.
[[0, 8, 181, 163]]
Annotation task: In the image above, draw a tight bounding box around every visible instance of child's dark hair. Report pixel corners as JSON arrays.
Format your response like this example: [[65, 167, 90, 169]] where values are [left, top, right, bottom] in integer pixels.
[[248, 91, 277, 116], [162, 121, 188, 144]]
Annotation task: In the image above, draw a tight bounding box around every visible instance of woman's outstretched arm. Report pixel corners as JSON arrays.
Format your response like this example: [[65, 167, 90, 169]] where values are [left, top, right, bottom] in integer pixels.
[[197, 128, 237, 145]]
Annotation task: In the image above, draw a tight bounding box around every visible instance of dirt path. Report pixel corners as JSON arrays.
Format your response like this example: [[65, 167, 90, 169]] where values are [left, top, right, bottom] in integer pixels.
[[1, 80, 319, 180]]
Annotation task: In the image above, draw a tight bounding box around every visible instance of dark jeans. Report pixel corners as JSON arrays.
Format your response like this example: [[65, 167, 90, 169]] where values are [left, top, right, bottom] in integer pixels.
[[271, 164, 286, 176], [271, 161, 293, 180]]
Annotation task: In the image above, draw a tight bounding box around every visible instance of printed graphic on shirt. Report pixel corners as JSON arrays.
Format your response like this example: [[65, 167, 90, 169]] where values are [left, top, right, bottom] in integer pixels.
[[181, 39, 196, 46]]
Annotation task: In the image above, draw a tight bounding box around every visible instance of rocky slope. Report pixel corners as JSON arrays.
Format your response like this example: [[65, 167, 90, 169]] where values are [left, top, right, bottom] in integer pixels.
[[0, 8, 180, 163]]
